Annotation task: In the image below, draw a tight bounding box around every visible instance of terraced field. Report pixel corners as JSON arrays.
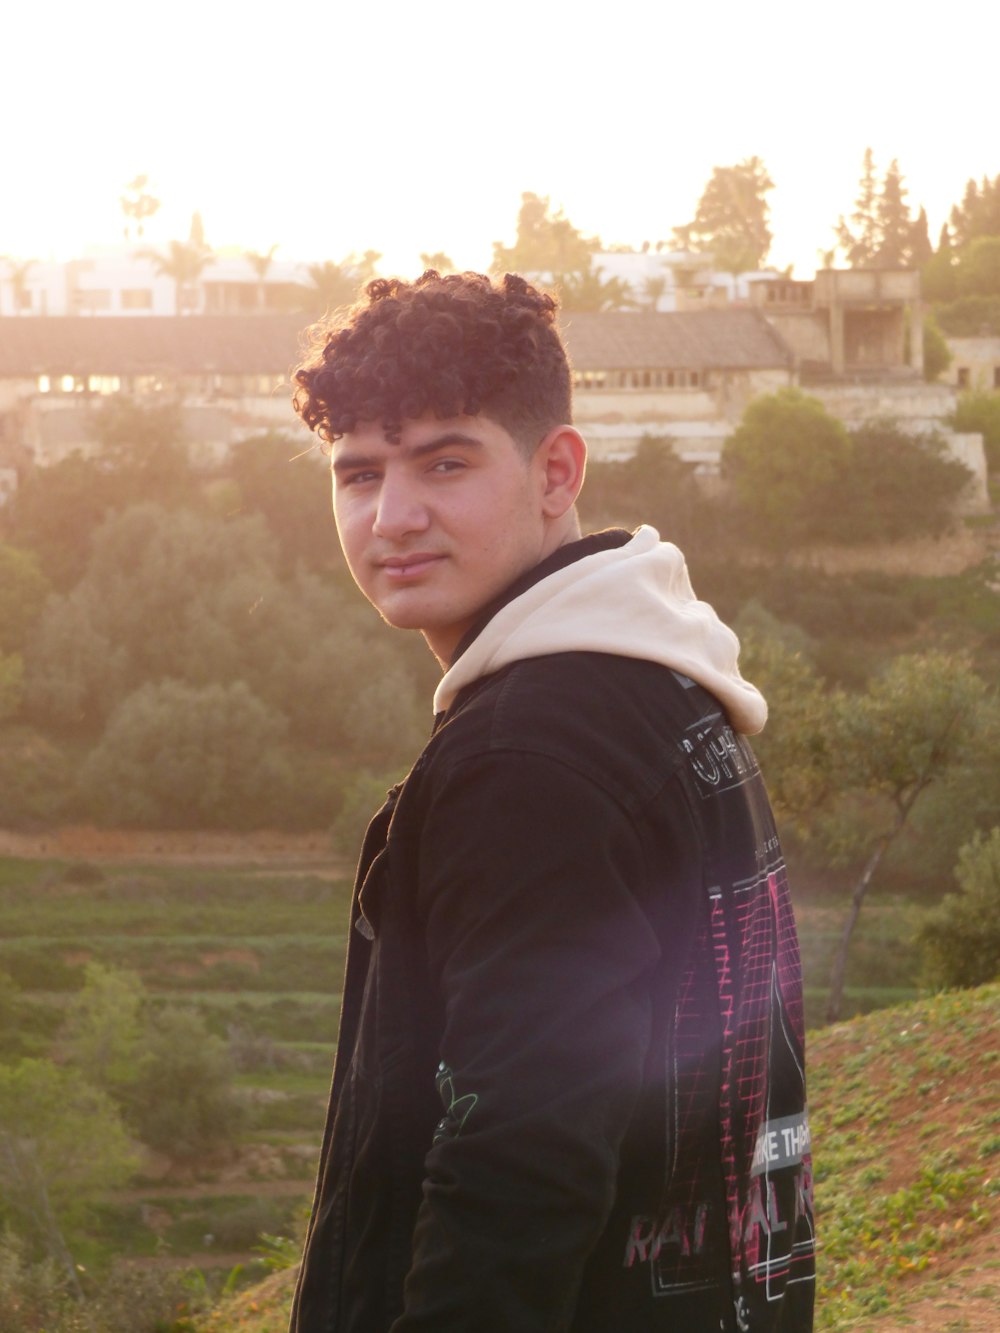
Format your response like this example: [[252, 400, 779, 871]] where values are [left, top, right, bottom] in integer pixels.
[[0, 850, 938, 1280]]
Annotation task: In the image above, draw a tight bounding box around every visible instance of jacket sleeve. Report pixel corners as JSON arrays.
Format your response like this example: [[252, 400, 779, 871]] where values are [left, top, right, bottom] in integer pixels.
[[392, 749, 663, 1332]]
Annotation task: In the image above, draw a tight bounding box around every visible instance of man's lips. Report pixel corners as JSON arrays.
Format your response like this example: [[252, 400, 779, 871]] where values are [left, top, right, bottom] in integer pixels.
[[378, 554, 446, 579]]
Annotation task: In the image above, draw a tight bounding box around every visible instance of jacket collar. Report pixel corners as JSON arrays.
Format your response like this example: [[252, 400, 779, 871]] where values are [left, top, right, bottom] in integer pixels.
[[447, 528, 632, 668]]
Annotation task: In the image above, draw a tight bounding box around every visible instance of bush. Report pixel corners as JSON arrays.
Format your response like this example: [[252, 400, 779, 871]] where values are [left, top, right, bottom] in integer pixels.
[[331, 771, 401, 861], [0, 726, 76, 829], [78, 679, 293, 829], [578, 436, 718, 557], [723, 388, 852, 549], [933, 294, 1000, 337], [724, 396, 971, 549], [0, 1229, 73, 1333], [919, 828, 1000, 989], [950, 389, 1000, 472], [126, 1006, 245, 1163], [842, 420, 971, 542], [922, 315, 952, 382], [201, 1197, 292, 1251]]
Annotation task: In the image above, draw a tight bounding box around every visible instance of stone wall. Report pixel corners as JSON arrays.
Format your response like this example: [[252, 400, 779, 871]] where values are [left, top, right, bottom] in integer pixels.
[[945, 337, 1000, 391]]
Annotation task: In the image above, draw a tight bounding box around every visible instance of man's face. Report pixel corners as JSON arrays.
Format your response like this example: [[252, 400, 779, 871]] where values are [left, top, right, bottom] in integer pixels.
[[331, 413, 551, 662]]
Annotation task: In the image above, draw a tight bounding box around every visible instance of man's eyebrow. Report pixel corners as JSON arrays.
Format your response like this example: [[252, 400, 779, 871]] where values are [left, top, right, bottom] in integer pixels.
[[331, 451, 376, 477], [409, 432, 484, 457], [332, 432, 483, 476]]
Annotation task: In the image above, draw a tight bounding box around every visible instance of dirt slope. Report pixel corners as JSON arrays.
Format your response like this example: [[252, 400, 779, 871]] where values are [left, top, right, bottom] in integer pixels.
[[189, 985, 999, 1333]]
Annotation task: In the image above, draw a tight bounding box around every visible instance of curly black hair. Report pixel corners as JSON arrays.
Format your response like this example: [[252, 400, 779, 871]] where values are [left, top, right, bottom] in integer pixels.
[[292, 270, 572, 452]]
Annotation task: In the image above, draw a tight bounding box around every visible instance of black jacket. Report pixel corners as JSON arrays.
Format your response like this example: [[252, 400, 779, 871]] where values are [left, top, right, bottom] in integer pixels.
[[291, 533, 815, 1332]]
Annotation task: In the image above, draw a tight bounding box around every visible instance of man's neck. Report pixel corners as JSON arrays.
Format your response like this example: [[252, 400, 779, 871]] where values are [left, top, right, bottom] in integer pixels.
[[437, 527, 633, 671]]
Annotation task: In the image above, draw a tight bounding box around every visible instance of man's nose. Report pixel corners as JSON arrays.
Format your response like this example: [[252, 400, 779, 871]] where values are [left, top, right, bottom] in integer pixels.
[[372, 475, 430, 539]]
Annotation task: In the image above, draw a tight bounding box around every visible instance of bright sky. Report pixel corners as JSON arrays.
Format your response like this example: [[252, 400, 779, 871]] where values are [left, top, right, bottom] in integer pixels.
[[3, 0, 996, 279]]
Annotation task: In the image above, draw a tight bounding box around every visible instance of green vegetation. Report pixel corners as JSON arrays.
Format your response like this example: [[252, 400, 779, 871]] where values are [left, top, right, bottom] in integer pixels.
[[179, 985, 1000, 1333], [832, 148, 929, 269], [672, 156, 775, 273], [0, 298, 997, 1324], [722, 392, 971, 548], [0, 429, 432, 832], [933, 293, 1000, 337], [0, 847, 974, 1329], [919, 828, 1000, 989], [810, 986, 998, 1329], [0, 857, 345, 1327], [950, 389, 1000, 471]]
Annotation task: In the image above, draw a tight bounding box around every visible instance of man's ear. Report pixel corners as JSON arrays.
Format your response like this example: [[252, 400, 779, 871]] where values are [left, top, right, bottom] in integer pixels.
[[536, 425, 587, 518]]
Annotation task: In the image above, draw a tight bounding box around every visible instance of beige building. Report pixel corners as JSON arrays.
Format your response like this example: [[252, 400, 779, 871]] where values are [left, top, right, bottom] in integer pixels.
[[751, 268, 925, 381], [0, 277, 988, 512], [0, 308, 795, 471], [0, 315, 306, 469], [943, 336, 1000, 392]]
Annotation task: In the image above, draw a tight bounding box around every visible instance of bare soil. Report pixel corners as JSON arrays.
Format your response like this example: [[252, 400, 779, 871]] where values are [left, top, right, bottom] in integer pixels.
[[0, 824, 335, 866]]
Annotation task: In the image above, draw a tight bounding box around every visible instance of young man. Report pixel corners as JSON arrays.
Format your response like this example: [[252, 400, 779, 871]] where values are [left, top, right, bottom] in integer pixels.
[[289, 271, 815, 1332]]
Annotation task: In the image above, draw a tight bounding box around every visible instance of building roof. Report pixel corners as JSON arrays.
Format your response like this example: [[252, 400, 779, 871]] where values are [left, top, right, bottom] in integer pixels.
[[559, 309, 793, 370], [0, 315, 309, 377], [0, 308, 793, 379]]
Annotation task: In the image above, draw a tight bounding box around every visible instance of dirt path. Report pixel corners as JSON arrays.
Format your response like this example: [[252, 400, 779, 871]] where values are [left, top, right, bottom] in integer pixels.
[[0, 825, 337, 866], [116, 1178, 311, 1202]]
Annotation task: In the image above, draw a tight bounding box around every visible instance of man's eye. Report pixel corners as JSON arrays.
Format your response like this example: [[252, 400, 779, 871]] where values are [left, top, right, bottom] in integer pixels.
[[341, 470, 379, 487], [430, 458, 465, 473]]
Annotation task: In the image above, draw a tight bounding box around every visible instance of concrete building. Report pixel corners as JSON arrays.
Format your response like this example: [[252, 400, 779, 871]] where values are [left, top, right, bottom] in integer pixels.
[[0, 268, 988, 512], [944, 335, 1000, 392], [750, 267, 925, 381], [0, 308, 794, 471], [0, 246, 310, 319], [563, 308, 793, 462], [0, 315, 306, 469]]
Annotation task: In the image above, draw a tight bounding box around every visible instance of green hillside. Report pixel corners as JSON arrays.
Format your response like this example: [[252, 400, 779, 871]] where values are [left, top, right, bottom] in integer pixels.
[[192, 985, 998, 1333]]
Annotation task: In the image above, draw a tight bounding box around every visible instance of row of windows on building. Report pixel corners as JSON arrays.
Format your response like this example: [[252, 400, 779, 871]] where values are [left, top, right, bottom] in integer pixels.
[[15, 289, 156, 313], [955, 366, 1000, 389], [573, 368, 704, 390], [35, 373, 285, 397], [32, 369, 707, 396]]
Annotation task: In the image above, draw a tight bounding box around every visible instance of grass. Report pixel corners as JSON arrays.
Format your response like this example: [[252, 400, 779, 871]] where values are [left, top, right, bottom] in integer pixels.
[[2, 853, 994, 1328], [809, 985, 999, 1329], [189, 984, 1000, 1333]]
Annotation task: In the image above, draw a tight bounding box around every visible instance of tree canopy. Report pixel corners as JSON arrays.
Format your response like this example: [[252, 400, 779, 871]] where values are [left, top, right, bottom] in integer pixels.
[[137, 237, 213, 314], [955, 235, 1000, 297], [949, 172, 1000, 249], [823, 652, 990, 1020], [950, 389, 1000, 471], [491, 192, 598, 274], [722, 391, 971, 549], [672, 157, 774, 273], [0, 1058, 135, 1281], [554, 264, 633, 312], [722, 389, 853, 547], [834, 149, 927, 268], [118, 173, 160, 241], [303, 251, 381, 313]]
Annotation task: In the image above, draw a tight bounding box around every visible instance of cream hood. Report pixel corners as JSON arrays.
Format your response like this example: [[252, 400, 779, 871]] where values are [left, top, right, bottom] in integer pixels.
[[433, 525, 767, 735]]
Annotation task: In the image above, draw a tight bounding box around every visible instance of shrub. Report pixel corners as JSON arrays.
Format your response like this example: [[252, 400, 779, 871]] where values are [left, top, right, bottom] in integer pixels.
[[922, 315, 952, 382], [723, 388, 852, 549], [949, 389, 1000, 472], [78, 679, 293, 829], [724, 396, 971, 549], [126, 1006, 245, 1163], [919, 828, 1000, 989], [0, 726, 76, 829], [0, 1229, 72, 1333], [933, 294, 1000, 337], [203, 1198, 292, 1251], [331, 771, 401, 861], [842, 420, 971, 542]]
